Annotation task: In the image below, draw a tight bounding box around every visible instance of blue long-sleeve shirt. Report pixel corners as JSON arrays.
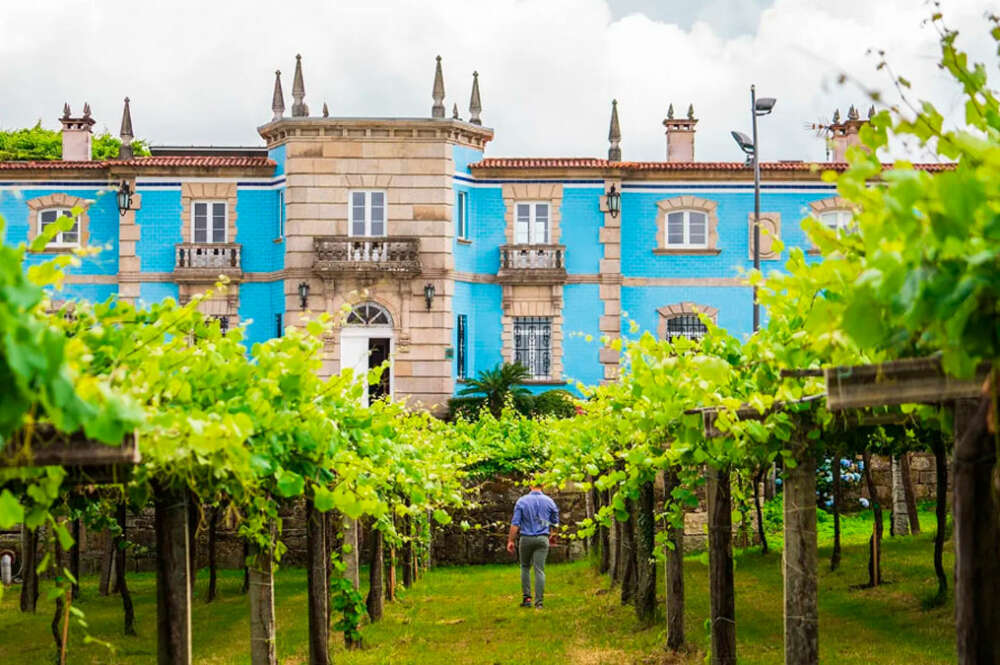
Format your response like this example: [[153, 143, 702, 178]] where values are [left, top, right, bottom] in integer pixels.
[[512, 490, 559, 537]]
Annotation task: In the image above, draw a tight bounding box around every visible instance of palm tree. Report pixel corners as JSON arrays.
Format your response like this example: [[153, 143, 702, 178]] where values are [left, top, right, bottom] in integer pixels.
[[458, 362, 532, 417]]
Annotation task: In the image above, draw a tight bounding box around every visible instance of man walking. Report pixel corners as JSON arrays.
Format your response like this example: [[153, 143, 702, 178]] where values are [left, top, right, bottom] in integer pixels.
[[507, 484, 559, 608]]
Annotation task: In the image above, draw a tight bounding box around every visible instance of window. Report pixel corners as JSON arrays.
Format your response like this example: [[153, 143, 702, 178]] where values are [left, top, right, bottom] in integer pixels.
[[349, 190, 386, 237], [514, 202, 549, 244], [514, 317, 551, 380], [819, 210, 853, 232], [665, 315, 707, 342], [193, 201, 227, 243], [212, 315, 230, 334], [346, 302, 392, 326], [276, 190, 285, 239], [665, 210, 708, 248], [456, 314, 468, 379], [456, 191, 469, 240], [275, 313, 283, 338], [38, 209, 79, 247]]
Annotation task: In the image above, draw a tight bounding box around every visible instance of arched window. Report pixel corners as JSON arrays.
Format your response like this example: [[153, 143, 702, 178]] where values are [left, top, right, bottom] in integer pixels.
[[809, 197, 855, 232], [657, 303, 718, 341], [345, 302, 392, 326], [818, 209, 853, 231], [654, 196, 720, 254]]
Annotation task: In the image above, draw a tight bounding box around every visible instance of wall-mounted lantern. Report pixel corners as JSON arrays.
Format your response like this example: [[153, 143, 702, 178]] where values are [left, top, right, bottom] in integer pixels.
[[116, 180, 134, 217], [423, 282, 436, 311], [297, 281, 310, 310], [605, 184, 621, 218]]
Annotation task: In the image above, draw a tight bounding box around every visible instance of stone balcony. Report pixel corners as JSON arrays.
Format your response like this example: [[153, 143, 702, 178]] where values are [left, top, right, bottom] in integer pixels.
[[313, 236, 421, 278], [173, 242, 242, 283], [497, 244, 567, 284]]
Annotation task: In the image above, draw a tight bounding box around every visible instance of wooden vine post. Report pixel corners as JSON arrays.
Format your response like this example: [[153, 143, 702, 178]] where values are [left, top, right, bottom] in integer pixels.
[[153, 484, 192, 665], [634, 480, 657, 623], [783, 426, 818, 665], [305, 499, 330, 665], [248, 535, 277, 665], [663, 468, 685, 651], [706, 464, 736, 665]]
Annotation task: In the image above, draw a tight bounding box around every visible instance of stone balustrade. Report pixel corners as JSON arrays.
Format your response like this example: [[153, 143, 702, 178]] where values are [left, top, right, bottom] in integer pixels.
[[497, 244, 567, 284], [313, 236, 421, 277], [173, 242, 242, 283]]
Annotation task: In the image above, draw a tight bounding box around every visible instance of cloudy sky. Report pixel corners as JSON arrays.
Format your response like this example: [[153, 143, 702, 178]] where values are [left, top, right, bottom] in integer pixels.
[[1, 0, 995, 162]]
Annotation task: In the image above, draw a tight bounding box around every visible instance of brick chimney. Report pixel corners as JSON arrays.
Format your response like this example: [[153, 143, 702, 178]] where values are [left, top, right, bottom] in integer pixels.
[[827, 105, 872, 162], [60, 102, 95, 161], [663, 103, 697, 162]]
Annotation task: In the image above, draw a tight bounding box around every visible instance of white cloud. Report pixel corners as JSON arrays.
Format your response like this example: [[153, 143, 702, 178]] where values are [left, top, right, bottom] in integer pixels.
[[0, 0, 994, 162]]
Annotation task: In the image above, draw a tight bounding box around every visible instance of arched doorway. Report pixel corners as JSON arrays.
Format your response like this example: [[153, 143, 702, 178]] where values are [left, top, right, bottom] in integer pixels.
[[340, 302, 394, 406]]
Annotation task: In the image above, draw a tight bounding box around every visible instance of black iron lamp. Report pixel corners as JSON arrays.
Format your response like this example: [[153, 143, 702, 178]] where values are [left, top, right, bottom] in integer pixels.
[[297, 281, 310, 310], [605, 184, 621, 218], [423, 282, 435, 311], [116, 180, 133, 217]]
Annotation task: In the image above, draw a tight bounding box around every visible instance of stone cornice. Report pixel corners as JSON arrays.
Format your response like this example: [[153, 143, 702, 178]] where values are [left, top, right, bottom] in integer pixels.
[[257, 117, 494, 150]]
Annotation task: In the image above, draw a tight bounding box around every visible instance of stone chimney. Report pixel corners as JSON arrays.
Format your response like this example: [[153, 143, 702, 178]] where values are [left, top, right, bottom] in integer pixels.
[[663, 103, 697, 162], [60, 102, 95, 161], [827, 105, 871, 162]]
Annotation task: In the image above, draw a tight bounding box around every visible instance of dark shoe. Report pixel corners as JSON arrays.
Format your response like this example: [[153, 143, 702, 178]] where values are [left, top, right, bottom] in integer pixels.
[[534, 601, 544, 609], [520, 596, 533, 608]]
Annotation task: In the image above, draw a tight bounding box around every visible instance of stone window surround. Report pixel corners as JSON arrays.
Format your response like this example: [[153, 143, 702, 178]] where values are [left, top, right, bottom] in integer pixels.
[[501, 183, 563, 244], [656, 302, 719, 340], [806, 196, 854, 254], [501, 284, 564, 384], [26, 193, 91, 251], [747, 211, 782, 261], [180, 182, 238, 246], [653, 195, 720, 255]]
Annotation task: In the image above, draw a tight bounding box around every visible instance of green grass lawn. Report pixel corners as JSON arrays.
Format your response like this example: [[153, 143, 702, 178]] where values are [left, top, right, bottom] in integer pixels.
[[0, 511, 954, 664]]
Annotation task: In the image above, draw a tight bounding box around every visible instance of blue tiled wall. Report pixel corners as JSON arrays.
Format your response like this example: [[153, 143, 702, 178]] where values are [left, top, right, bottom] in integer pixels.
[[561, 283, 603, 386], [452, 145, 483, 175], [139, 281, 179, 306], [622, 284, 754, 341], [50, 282, 117, 303], [453, 281, 503, 391], [561, 187, 603, 274], [239, 280, 285, 350], [136, 188, 182, 272], [456, 185, 505, 274], [236, 188, 284, 272], [269, 144, 286, 177]]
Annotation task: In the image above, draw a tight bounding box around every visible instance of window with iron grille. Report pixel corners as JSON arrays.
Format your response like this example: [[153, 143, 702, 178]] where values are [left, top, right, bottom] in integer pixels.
[[456, 314, 468, 379], [456, 191, 469, 240], [513, 317, 551, 380], [665, 314, 707, 341], [275, 313, 283, 338], [276, 190, 285, 239]]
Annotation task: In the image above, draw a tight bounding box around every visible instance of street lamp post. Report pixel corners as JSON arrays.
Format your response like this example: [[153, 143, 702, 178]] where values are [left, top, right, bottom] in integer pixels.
[[731, 85, 776, 333]]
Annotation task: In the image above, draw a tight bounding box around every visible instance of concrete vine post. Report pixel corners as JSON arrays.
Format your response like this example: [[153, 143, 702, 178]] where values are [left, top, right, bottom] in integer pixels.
[[707, 465, 736, 665], [783, 430, 818, 665]]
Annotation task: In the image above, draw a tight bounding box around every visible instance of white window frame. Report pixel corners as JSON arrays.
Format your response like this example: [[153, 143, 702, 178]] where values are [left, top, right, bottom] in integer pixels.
[[348, 190, 387, 237], [664, 209, 708, 249], [456, 190, 469, 240], [276, 189, 285, 240], [37, 208, 80, 247], [192, 200, 228, 243], [819, 209, 853, 232], [514, 202, 550, 244]]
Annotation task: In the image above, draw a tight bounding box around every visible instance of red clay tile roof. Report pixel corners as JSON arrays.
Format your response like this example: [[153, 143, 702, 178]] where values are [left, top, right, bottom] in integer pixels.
[[470, 158, 953, 172], [0, 155, 274, 170]]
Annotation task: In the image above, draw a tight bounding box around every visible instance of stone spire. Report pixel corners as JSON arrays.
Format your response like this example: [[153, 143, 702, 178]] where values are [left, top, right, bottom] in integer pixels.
[[118, 97, 134, 160], [431, 55, 445, 118], [82, 102, 92, 119], [832, 108, 841, 123], [62, 103, 71, 120], [322, 102, 329, 118], [847, 104, 859, 121], [667, 103, 674, 119], [452, 103, 460, 120], [271, 70, 285, 121], [608, 99, 622, 161], [868, 105, 875, 119], [687, 103, 695, 120], [291, 54, 309, 117], [469, 71, 482, 125]]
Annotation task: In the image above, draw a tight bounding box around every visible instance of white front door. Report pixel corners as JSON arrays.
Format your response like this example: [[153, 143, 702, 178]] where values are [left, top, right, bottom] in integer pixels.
[[339, 327, 394, 407]]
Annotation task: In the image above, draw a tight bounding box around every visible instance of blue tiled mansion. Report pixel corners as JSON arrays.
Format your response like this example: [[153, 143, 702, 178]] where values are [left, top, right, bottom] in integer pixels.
[[0, 55, 915, 412]]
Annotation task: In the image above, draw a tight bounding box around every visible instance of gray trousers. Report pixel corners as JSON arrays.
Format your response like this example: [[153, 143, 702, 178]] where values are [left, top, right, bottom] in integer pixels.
[[518, 535, 549, 602]]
